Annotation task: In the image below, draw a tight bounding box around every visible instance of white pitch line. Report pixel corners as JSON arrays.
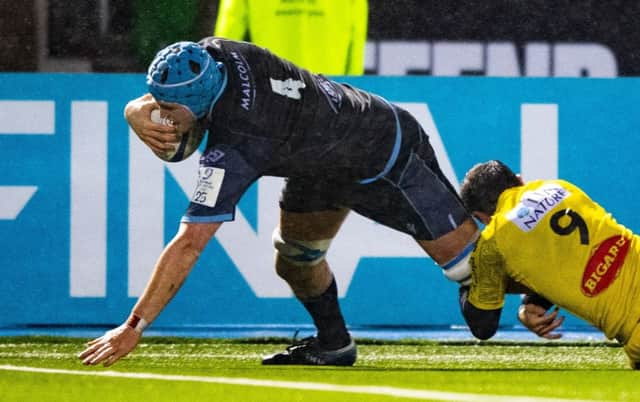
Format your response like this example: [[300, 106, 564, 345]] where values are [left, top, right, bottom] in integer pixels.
[[0, 365, 602, 402]]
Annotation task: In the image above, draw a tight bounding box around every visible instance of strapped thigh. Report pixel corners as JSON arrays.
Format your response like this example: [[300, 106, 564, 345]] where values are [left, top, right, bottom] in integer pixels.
[[273, 229, 332, 267], [273, 207, 349, 267]]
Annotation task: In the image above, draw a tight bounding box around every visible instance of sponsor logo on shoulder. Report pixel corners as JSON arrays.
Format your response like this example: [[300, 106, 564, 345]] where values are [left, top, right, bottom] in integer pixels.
[[506, 183, 570, 232], [581, 235, 630, 297], [317, 75, 343, 113]]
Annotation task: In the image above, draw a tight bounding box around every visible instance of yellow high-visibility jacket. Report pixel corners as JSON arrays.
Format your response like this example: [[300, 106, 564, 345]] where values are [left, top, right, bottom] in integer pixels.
[[214, 0, 368, 75]]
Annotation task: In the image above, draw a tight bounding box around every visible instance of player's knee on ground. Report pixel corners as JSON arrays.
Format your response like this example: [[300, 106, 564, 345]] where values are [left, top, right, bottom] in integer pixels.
[[272, 227, 332, 277]]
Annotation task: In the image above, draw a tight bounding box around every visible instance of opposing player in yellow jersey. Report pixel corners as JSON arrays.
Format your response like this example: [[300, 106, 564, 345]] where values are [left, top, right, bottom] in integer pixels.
[[459, 160, 640, 369]]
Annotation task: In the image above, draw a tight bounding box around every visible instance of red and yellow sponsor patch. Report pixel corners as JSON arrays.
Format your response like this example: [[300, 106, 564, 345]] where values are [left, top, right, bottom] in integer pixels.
[[581, 235, 630, 297]]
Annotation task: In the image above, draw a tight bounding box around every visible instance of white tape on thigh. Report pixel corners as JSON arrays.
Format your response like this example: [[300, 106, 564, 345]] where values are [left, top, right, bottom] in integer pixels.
[[272, 228, 332, 267]]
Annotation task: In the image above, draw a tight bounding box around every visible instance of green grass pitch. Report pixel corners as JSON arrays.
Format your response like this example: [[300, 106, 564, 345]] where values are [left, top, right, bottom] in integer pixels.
[[0, 336, 638, 401]]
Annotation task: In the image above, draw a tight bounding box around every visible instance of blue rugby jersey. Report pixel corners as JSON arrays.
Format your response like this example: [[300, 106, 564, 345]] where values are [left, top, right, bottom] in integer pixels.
[[183, 37, 413, 223]]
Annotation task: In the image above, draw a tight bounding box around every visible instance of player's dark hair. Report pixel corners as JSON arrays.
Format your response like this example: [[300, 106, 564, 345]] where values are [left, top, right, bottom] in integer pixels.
[[460, 160, 521, 215]]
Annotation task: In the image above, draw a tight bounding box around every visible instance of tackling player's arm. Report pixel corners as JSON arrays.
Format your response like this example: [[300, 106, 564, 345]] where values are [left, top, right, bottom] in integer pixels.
[[78, 221, 221, 366], [459, 278, 538, 339], [518, 293, 564, 339], [504, 280, 564, 339], [459, 238, 508, 340], [459, 286, 501, 340], [460, 272, 564, 340]]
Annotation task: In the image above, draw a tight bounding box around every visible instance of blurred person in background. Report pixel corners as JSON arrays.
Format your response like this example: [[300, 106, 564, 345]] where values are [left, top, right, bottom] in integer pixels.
[[78, 37, 480, 367], [214, 0, 368, 75], [459, 160, 640, 369]]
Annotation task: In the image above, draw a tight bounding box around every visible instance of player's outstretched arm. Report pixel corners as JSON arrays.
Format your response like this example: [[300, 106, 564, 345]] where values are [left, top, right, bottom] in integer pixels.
[[124, 94, 180, 154], [78, 221, 221, 366]]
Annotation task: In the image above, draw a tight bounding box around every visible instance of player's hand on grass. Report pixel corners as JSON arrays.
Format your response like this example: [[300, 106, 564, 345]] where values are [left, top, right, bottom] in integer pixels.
[[78, 324, 141, 367], [518, 303, 564, 340], [124, 94, 179, 154]]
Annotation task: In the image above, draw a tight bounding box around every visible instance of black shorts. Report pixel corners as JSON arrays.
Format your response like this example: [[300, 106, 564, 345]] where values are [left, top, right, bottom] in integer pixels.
[[280, 124, 470, 241]]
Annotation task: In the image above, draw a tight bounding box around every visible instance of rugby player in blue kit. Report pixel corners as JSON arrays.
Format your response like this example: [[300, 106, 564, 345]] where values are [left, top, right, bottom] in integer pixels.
[[79, 38, 479, 367]]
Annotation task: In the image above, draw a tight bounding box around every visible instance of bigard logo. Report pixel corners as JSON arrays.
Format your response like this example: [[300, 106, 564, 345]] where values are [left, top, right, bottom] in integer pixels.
[[581, 235, 630, 297]]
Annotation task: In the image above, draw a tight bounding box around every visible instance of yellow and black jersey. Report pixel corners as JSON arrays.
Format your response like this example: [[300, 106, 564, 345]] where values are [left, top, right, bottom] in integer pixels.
[[468, 179, 640, 341]]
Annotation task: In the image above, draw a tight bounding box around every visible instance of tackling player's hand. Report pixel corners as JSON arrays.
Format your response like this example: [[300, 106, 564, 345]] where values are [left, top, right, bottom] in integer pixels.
[[78, 324, 141, 367], [124, 94, 179, 154], [518, 303, 564, 339]]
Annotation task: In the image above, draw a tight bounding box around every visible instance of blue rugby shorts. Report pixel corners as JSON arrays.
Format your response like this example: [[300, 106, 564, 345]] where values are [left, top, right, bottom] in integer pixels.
[[280, 123, 470, 241]]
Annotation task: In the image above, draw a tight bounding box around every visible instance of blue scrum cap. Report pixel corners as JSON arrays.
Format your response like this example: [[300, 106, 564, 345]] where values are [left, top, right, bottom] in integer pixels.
[[146, 41, 226, 119]]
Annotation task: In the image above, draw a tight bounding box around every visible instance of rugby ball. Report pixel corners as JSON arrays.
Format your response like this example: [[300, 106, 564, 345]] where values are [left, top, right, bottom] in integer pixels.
[[150, 109, 205, 162]]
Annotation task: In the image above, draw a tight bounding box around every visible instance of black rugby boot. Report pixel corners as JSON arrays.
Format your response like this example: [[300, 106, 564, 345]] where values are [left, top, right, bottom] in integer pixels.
[[262, 336, 356, 366]]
